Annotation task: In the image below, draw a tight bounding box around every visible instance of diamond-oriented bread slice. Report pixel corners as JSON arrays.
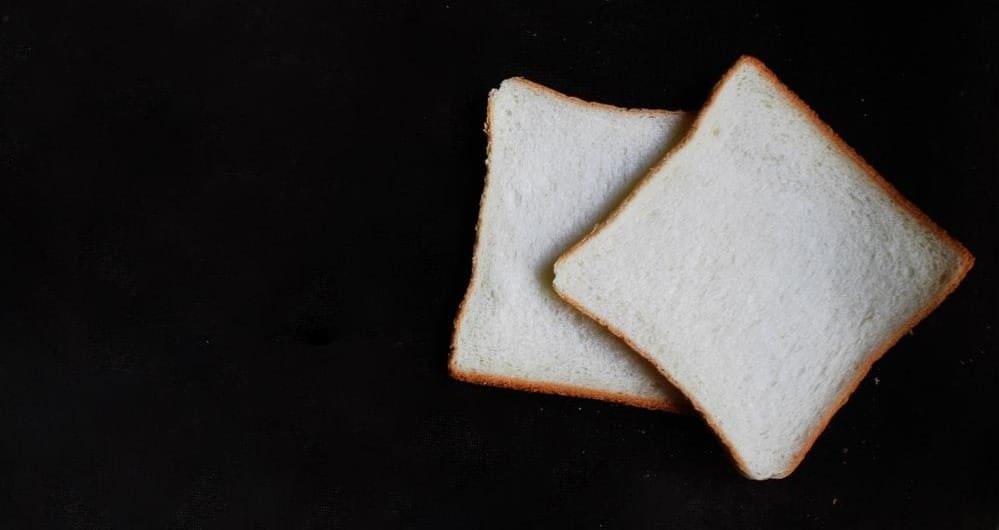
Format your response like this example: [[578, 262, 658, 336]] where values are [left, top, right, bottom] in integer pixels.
[[553, 57, 974, 478], [451, 77, 691, 411]]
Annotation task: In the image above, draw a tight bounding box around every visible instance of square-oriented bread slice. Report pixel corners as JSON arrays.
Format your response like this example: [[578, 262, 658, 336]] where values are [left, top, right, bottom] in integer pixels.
[[451, 78, 691, 411], [553, 57, 974, 478]]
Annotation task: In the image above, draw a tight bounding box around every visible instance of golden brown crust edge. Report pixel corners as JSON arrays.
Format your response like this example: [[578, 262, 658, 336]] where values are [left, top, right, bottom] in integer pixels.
[[448, 77, 690, 414], [509, 76, 684, 117], [449, 366, 682, 412], [551, 285, 758, 474], [553, 56, 975, 479]]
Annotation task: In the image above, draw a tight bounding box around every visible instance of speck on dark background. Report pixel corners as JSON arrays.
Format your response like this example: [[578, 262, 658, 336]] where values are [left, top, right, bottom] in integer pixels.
[[0, 1, 996, 528]]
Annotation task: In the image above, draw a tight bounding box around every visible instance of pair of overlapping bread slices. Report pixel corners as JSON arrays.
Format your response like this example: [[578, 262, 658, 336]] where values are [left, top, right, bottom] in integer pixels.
[[450, 56, 973, 480]]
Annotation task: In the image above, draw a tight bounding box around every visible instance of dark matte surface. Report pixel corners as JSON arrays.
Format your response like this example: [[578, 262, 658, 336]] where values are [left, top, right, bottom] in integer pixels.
[[0, 1, 996, 528]]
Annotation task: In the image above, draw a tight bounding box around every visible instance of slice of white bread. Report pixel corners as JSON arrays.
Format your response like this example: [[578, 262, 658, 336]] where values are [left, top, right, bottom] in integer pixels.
[[450, 78, 692, 411], [553, 57, 974, 478]]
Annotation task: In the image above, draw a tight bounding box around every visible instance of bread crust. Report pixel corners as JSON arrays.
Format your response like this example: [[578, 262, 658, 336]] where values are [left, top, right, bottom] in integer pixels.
[[505, 77, 681, 117], [449, 77, 691, 414], [554, 56, 975, 479], [449, 366, 683, 412]]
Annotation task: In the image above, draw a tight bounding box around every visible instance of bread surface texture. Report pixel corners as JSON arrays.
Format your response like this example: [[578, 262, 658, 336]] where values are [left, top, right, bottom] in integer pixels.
[[553, 57, 974, 478], [451, 77, 691, 411]]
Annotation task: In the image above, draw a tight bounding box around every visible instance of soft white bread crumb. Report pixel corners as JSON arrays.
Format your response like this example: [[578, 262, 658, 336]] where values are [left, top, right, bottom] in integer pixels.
[[554, 57, 973, 478], [451, 78, 691, 410]]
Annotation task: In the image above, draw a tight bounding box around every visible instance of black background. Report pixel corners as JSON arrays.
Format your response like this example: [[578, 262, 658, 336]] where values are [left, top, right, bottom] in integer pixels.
[[0, 1, 996, 528]]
